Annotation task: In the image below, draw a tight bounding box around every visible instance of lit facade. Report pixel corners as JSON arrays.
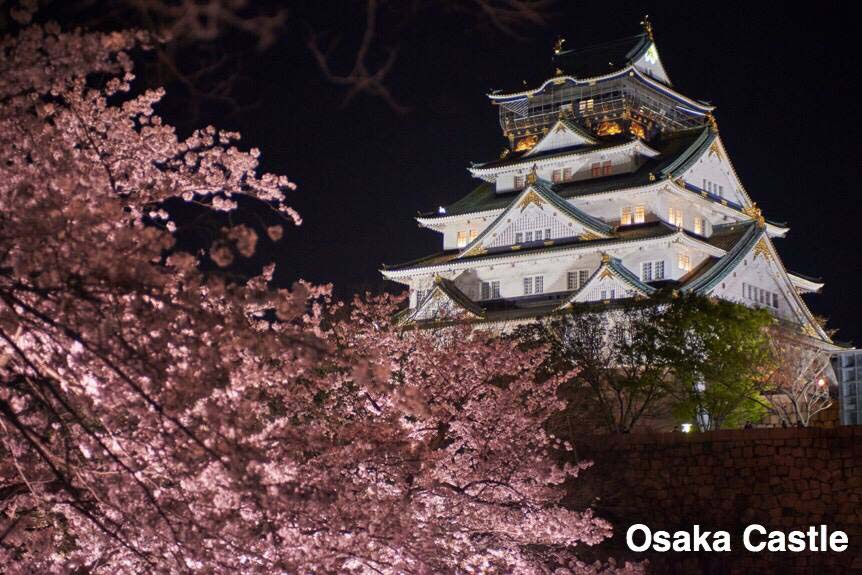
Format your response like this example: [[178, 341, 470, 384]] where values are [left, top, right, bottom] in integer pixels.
[[381, 24, 833, 346]]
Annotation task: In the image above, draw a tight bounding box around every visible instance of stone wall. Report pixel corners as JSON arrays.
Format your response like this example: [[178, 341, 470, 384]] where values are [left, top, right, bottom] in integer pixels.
[[566, 426, 862, 574]]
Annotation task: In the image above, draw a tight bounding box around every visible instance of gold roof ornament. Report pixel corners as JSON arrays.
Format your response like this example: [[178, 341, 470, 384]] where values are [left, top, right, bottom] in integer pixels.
[[648, 172, 656, 181], [753, 238, 772, 261], [553, 36, 566, 55], [707, 113, 719, 132], [555, 67, 564, 76], [640, 15, 654, 40], [742, 203, 767, 228], [525, 165, 539, 185], [601, 252, 611, 263]]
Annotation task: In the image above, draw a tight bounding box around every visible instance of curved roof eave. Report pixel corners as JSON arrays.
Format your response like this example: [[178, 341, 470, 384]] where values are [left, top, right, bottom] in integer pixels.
[[487, 66, 714, 113]]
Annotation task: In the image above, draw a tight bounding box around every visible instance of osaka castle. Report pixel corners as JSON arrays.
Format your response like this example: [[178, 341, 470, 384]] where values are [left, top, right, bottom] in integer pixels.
[[381, 22, 834, 346]]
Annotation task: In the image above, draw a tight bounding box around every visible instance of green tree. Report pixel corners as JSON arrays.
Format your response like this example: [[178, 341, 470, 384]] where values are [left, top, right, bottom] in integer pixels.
[[662, 294, 774, 430], [523, 298, 676, 434]]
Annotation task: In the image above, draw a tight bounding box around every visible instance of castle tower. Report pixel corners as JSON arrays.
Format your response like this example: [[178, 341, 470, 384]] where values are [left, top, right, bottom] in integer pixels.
[[381, 24, 833, 346]]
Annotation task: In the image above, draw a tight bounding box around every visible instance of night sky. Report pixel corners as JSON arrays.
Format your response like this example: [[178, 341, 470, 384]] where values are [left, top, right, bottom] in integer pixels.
[[53, 2, 862, 344]]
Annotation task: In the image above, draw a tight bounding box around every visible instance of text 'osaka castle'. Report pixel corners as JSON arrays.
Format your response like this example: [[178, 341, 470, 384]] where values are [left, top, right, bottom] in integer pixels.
[[381, 23, 833, 345]]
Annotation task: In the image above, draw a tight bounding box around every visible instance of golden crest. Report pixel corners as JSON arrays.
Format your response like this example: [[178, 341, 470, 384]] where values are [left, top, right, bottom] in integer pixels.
[[753, 238, 772, 261], [517, 189, 546, 211]]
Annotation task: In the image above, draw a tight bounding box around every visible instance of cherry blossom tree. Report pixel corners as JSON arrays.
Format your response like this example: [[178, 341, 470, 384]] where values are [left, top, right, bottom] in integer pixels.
[[0, 21, 640, 574]]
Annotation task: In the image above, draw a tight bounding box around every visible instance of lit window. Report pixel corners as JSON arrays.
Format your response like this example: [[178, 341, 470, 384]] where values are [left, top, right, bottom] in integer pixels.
[[621, 206, 633, 226], [591, 163, 601, 177], [523, 277, 533, 295], [602, 161, 612, 176], [694, 217, 705, 236], [579, 99, 594, 113], [456, 231, 468, 248], [634, 205, 646, 224], [678, 253, 691, 271], [669, 207, 683, 227]]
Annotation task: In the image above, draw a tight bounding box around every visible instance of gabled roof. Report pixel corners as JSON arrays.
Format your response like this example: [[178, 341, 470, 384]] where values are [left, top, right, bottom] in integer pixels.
[[524, 116, 597, 156], [552, 32, 653, 80], [458, 178, 614, 258], [681, 222, 761, 294], [408, 276, 483, 322], [383, 221, 679, 276], [431, 127, 708, 218], [558, 255, 655, 309], [470, 136, 657, 175]]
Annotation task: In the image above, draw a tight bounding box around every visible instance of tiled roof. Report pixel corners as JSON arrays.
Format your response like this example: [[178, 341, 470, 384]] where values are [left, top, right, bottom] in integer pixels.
[[681, 222, 761, 294], [384, 221, 679, 273], [435, 127, 708, 217], [553, 33, 651, 79]]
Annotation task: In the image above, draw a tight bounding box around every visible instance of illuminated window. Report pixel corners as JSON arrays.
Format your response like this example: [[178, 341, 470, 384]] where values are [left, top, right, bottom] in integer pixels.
[[596, 121, 622, 136], [591, 163, 601, 177], [621, 206, 632, 226], [669, 207, 683, 227], [629, 121, 646, 139], [621, 206, 645, 225], [694, 217, 705, 236], [456, 231, 468, 248], [514, 135, 538, 152], [579, 99, 594, 113], [678, 253, 691, 271], [602, 161, 612, 176], [469, 229, 478, 242]]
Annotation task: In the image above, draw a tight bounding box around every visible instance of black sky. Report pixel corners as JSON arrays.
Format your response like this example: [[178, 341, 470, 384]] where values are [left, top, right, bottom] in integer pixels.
[[56, 2, 862, 344]]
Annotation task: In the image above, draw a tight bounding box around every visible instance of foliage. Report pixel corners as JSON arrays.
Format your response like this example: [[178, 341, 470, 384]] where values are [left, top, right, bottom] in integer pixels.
[[661, 294, 774, 430], [523, 293, 776, 434], [522, 299, 675, 434], [0, 22, 642, 575]]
